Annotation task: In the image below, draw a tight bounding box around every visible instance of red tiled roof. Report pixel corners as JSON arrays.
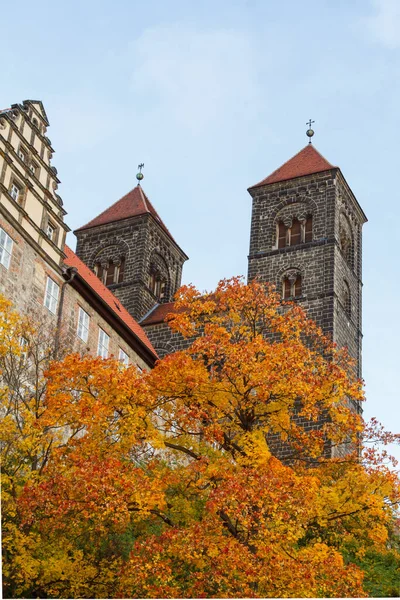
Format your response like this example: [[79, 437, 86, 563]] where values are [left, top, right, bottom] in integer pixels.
[[75, 185, 176, 242], [249, 145, 336, 189], [141, 302, 176, 326], [64, 245, 158, 360]]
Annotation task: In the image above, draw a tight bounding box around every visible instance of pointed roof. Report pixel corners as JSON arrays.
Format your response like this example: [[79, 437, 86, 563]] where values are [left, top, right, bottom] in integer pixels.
[[23, 100, 50, 125], [64, 245, 158, 362], [75, 185, 179, 245], [249, 145, 336, 189]]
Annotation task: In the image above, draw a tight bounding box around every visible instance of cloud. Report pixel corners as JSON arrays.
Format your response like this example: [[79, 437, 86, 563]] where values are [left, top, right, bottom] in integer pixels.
[[129, 25, 262, 136], [364, 0, 400, 48]]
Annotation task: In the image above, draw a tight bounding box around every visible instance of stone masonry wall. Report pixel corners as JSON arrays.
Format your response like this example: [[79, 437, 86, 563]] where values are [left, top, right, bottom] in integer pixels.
[[247, 169, 365, 378], [75, 214, 186, 322], [0, 216, 149, 371], [247, 170, 337, 337], [143, 321, 194, 359], [0, 215, 62, 324]]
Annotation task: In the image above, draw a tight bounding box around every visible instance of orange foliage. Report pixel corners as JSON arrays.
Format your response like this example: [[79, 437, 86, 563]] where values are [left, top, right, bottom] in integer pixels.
[[1, 282, 399, 598]]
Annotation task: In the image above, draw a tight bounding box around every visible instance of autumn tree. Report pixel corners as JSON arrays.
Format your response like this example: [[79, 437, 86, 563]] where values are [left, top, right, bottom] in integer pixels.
[[1, 281, 399, 598]]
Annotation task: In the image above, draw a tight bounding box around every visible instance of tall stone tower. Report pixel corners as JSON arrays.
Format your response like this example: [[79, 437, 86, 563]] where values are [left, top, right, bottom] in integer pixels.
[[247, 144, 367, 378], [75, 185, 188, 322]]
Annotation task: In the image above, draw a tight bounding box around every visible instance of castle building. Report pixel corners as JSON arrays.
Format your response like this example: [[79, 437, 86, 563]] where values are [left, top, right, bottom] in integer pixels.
[[138, 145, 367, 380], [247, 144, 367, 378], [74, 185, 188, 323], [0, 99, 367, 383], [0, 100, 157, 370]]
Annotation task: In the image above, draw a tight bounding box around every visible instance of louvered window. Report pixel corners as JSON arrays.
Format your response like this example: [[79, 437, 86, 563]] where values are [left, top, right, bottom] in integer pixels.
[[290, 219, 301, 246], [283, 274, 302, 299], [304, 216, 313, 242], [106, 261, 116, 286], [278, 222, 286, 248]]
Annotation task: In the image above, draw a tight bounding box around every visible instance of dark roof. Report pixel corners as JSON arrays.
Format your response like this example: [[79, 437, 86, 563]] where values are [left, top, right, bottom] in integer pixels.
[[64, 245, 158, 360], [249, 145, 335, 189]]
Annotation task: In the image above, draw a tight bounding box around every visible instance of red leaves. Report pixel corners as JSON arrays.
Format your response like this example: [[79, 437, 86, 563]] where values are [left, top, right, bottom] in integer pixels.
[[1, 285, 399, 598]]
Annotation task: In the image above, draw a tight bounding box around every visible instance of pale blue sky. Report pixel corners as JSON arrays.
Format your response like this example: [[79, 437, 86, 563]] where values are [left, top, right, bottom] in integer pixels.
[[2, 0, 399, 460]]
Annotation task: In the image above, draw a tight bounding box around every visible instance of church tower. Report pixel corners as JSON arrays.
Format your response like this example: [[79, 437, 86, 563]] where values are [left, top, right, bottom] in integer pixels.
[[74, 184, 188, 322], [247, 143, 367, 378]]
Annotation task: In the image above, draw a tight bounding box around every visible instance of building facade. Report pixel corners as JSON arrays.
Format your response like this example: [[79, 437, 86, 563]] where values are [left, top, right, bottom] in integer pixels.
[[247, 144, 367, 378], [141, 145, 367, 381], [0, 99, 367, 382], [74, 186, 188, 323], [0, 100, 157, 370]]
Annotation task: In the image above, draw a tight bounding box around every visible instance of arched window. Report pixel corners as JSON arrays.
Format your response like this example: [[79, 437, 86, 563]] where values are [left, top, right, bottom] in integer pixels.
[[290, 219, 301, 246], [277, 216, 313, 248], [283, 277, 291, 299], [149, 272, 166, 299], [148, 252, 169, 302], [106, 261, 115, 286], [278, 222, 286, 248], [304, 216, 313, 242], [282, 272, 302, 299], [343, 281, 351, 318], [115, 257, 125, 283], [339, 215, 353, 268], [95, 258, 125, 285], [94, 262, 105, 283]]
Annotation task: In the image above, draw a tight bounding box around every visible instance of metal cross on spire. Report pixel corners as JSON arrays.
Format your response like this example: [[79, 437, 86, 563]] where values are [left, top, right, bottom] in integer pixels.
[[136, 163, 144, 185], [306, 119, 315, 144]]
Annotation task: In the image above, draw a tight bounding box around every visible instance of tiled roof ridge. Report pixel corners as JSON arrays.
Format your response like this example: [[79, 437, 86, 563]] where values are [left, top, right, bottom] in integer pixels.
[[74, 186, 179, 249], [249, 144, 336, 189], [138, 185, 149, 211], [75, 186, 142, 231], [63, 245, 158, 360]]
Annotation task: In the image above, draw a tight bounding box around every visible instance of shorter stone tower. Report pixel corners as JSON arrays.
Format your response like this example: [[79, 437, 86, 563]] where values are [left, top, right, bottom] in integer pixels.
[[247, 144, 367, 377], [75, 185, 188, 322]]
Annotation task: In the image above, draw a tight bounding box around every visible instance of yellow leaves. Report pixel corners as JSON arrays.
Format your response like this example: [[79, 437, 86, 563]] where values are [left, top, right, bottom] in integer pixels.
[[368, 524, 388, 544], [236, 429, 271, 467], [0, 289, 397, 599]]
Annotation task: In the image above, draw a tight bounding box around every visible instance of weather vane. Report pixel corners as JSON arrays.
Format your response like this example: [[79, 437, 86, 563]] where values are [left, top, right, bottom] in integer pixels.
[[136, 163, 144, 185], [306, 119, 315, 144]]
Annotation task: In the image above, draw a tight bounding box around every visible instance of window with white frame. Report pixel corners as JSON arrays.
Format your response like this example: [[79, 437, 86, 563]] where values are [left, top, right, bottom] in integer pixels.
[[29, 162, 39, 177], [77, 307, 90, 342], [10, 182, 21, 202], [0, 227, 13, 269], [97, 328, 109, 358], [118, 348, 129, 365], [46, 222, 55, 241], [44, 276, 59, 314], [18, 147, 27, 162]]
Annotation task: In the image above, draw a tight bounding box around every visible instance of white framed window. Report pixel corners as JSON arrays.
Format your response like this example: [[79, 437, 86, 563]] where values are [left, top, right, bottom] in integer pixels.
[[10, 182, 21, 202], [18, 148, 26, 162], [97, 328, 109, 358], [0, 227, 13, 269], [77, 307, 90, 342], [46, 223, 55, 241], [118, 348, 129, 365], [29, 162, 39, 177], [44, 276, 59, 314]]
